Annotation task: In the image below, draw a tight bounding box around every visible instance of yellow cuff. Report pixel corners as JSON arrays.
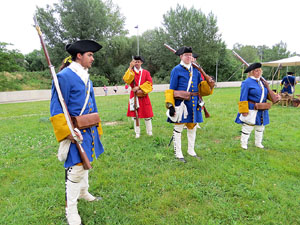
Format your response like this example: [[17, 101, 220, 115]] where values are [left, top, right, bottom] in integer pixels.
[[238, 101, 249, 113], [140, 81, 153, 94], [50, 113, 71, 142], [165, 89, 175, 108], [199, 81, 214, 96], [97, 122, 103, 136], [123, 68, 135, 84]]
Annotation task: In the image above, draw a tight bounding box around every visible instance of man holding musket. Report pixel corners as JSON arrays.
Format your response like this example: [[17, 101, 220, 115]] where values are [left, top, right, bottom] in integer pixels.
[[281, 71, 297, 94], [165, 46, 214, 163], [235, 63, 280, 150], [50, 40, 104, 225], [123, 56, 154, 138]]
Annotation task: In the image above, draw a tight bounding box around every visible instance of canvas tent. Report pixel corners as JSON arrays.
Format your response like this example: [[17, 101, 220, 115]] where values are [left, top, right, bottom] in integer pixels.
[[262, 56, 300, 67], [262, 55, 300, 98]]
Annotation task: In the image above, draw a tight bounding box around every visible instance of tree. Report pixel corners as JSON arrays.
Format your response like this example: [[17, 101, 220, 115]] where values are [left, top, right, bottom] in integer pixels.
[[138, 5, 227, 82], [35, 0, 128, 74], [233, 44, 260, 64], [161, 5, 225, 73], [25, 50, 48, 71], [0, 42, 25, 72]]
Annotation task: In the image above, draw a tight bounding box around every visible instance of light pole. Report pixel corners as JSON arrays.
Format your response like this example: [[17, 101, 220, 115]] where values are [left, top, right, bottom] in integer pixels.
[[135, 25, 139, 55]]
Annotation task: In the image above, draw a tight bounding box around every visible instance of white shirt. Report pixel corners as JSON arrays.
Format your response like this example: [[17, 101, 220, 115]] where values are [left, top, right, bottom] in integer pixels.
[[134, 66, 143, 74], [180, 60, 191, 70], [68, 62, 89, 85]]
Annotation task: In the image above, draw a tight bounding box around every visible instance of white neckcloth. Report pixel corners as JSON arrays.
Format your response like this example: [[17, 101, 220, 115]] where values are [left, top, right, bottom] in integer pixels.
[[68, 62, 89, 85]]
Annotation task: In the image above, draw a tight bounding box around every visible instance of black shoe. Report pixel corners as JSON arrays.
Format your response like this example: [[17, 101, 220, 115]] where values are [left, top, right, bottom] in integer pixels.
[[189, 154, 201, 160], [177, 158, 187, 163], [94, 196, 102, 201]]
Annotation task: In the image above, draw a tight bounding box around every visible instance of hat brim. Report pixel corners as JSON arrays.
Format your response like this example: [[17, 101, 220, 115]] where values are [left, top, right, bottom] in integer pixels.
[[66, 40, 102, 55]]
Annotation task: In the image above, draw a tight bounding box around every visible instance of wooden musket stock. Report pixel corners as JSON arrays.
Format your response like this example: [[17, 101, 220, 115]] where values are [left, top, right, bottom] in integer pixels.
[[133, 92, 140, 126]]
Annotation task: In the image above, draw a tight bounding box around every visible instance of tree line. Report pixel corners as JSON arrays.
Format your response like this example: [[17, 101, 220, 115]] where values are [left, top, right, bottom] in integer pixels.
[[1, 0, 298, 87]]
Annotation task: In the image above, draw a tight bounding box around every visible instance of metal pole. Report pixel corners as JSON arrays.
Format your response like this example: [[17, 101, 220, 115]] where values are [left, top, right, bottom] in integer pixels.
[[137, 27, 139, 56], [215, 59, 218, 83]]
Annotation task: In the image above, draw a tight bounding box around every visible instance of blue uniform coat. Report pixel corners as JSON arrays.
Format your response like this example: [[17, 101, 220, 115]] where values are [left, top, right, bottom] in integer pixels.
[[281, 75, 296, 94], [168, 64, 204, 123], [235, 77, 270, 126], [50, 68, 104, 168]]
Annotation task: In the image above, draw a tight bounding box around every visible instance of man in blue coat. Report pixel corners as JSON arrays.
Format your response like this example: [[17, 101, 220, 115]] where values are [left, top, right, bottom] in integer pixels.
[[165, 47, 214, 163], [235, 63, 280, 150], [281, 72, 297, 94], [50, 40, 104, 225]]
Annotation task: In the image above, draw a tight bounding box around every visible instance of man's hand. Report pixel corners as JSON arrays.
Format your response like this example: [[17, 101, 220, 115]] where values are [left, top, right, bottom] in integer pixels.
[[169, 106, 176, 116], [129, 59, 135, 70], [132, 86, 139, 92], [67, 128, 83, 143]]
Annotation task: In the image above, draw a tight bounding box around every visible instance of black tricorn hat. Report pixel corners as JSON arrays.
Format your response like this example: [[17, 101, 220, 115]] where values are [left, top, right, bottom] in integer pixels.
[[287, 71, 294, 75], [66, 40, 102, 56], [175, 46, 193, 56], [244, 62, 262, 73], [192, 53, 198, 58], [133, 55, 145, 62]]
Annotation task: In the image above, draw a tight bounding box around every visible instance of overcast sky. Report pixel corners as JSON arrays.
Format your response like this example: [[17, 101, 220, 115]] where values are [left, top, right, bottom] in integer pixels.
[[1, 0, 300, 55]]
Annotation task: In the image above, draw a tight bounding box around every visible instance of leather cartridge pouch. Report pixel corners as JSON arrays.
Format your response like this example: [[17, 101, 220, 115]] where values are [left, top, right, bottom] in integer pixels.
[[136, 89, 147, 98], [71, 112, 100, 129], [173, 90, 191, 101], [254, 102, 271, 110]]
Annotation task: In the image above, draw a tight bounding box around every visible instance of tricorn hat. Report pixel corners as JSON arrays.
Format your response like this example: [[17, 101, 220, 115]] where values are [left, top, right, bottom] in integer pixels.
[[66, 40, 102, 56], [192, 53, 198, 58], [287, 71, 294, 75], [175, 46, 193, 56], [244, 62, 262, 73], [133, 55, 145, 62]]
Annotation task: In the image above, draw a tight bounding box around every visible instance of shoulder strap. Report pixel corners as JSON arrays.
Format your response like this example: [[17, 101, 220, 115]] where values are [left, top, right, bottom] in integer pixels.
[[79, 81, 91, 115], [186, 68, 193, 91]]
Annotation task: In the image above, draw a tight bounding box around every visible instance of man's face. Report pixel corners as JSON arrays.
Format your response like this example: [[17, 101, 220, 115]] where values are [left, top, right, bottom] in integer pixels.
[[77, 52, 94, 69], [180, 53, 193, 64], [251, 68, 262, 78], [134, 60, 143, 69]]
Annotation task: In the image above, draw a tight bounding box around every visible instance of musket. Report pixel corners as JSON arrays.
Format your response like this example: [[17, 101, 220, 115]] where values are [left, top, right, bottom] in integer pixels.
[[133, 92, 139, 126], [164, 43, 212, 118], [33, 16, 92, 170], [232, 50, 280, 103]]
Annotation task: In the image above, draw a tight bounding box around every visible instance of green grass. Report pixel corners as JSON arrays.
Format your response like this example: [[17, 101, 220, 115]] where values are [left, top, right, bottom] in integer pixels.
[[0, 71, 51, 91], [1, 88, 300, 225]]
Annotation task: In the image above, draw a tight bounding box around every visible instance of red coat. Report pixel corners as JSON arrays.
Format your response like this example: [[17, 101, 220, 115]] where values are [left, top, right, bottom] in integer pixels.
[[127, 69, 154, 118]]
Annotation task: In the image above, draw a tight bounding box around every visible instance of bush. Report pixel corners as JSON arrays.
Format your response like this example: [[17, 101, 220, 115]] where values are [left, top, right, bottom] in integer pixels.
[[90, 74, 110, 87], [0, 71, 52, 91]]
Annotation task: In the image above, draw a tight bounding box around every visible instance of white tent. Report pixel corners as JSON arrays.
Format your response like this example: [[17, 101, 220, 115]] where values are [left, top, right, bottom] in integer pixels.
[[262, 56, 300, 67], [262, 56, 300, 97]]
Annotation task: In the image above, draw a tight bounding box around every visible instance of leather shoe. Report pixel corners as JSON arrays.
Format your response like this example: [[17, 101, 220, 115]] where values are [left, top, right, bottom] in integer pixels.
[[94, 196, 102, 201], [177, 158, 187, 163], [189, 155, 201, 160]]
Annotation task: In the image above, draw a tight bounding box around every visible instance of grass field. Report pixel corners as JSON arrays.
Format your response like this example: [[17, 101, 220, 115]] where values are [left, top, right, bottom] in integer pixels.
[[1, 87, 300, 225]]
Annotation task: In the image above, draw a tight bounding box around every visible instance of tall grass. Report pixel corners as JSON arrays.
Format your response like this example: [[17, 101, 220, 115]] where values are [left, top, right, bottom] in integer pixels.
[[0, 87, 300, 224]]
